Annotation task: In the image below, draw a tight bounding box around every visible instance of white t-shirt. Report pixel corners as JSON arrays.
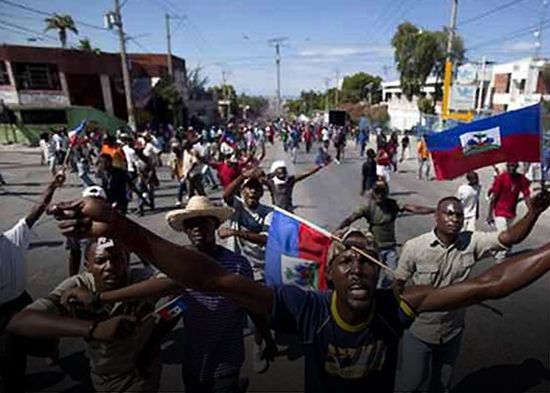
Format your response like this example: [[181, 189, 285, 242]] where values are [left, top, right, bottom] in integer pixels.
[[122, 144, 143, 173], [457, 183, 481, 219], [0, 218, 34, 304]]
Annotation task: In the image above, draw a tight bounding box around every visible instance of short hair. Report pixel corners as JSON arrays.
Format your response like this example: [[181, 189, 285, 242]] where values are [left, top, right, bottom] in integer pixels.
[[437, 196, 461, 210]]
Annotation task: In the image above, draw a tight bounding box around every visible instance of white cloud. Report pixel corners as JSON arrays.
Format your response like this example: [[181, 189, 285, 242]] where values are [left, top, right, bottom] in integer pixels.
[[297, 44, 393, 59], [507, 41, 534, 52]]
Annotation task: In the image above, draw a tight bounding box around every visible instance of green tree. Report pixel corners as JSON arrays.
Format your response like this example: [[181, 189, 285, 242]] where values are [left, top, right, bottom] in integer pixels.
[[237, 94, 269, 118], [154, 77, 183, 125], [186, 67, 209, 99], [77, 38, 100, 54], [44, 13, 78, 48], [417, 96, 436, 114], [341, 72, 382, 104], [391, 22, 464, 100]]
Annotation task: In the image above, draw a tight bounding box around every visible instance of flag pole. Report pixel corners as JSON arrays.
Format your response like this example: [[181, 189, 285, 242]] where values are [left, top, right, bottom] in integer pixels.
[[267, 203, 395, 274], [540, 100, 546, 190]]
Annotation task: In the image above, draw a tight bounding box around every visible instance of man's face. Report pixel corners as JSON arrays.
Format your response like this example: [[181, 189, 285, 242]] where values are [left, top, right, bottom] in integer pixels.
[[371, 183, 388, 203], [507, 162, 519, 175], [327, 238, 379, 312], [183, 217, 218, 248], [85, 242, 129, 291], [466, 172, 479, 186], [242, 183, 263, 209], [275, 167, 287, 180], [435, 199, 464, 237]]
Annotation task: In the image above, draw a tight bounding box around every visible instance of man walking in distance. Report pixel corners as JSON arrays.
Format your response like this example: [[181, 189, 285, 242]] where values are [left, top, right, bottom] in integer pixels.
[[395, 194, 549, 392], [49, 191, 550, 393], [417, 135, 431, 180], [337, 179, 435, 288], [456, 171, 481, 231], [487, 162, 531, 260]]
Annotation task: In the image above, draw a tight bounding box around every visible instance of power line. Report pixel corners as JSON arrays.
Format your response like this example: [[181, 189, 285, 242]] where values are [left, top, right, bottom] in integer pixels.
[[0, 19, 57, 41], [0, 0, 111, 32], [468, 18, 550, 50], [459, 0, 527, 26]]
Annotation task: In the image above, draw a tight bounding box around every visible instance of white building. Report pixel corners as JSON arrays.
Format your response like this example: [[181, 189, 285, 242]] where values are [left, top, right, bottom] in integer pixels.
[[487, 57, 550, 112], [381, 76, 442, 131]]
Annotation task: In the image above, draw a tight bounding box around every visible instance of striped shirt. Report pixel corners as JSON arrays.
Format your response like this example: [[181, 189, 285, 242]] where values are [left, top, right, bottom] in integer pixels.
[[181, 245, 253, 381]]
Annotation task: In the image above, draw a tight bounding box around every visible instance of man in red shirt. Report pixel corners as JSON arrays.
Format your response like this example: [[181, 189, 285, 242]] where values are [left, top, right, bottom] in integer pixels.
[[211, 155, 241, 189], [487, 162, 531, 260]]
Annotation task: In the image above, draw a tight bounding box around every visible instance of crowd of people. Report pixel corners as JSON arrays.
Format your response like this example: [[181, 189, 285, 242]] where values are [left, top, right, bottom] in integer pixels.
[[1, 117, 550, 393]]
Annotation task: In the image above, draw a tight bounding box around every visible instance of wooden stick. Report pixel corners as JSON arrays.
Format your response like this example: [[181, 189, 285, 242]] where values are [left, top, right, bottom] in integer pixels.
[[267, 203, 395, 275]]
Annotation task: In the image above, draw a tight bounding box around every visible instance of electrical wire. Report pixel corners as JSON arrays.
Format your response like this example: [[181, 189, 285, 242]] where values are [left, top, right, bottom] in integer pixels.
[[0, 0, 111, 32], [0, 19, 57, 41], [468, 18, 550, 51], [459, 0, 528, 26]]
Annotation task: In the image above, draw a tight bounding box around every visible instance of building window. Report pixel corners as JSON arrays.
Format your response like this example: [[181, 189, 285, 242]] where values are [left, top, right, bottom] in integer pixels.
[[519, 79, 526, 94], [13, 63, 61, 90], [505, 73, 512, 93], [0, 62, 10, 85]]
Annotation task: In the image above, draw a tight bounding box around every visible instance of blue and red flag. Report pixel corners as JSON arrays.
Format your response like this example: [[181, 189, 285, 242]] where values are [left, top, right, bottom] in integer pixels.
[[68, 120, 87, 147], [220, 130, 238, 148], [155, 296, 187, 321], [426, 104, 541, 180], [265, 208, 332, 290]]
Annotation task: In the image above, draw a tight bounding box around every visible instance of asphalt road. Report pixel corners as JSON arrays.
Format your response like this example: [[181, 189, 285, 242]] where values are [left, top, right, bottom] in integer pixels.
[[1, 137, 549, 393]]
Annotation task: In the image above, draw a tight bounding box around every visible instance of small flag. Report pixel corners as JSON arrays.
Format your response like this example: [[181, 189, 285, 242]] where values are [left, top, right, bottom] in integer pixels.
[[265, 209, 333, 290], [220, 130, 237, 147], [68, 120, 87, 147], [426, 104, 541, 180], [155, 296, 187, 321]]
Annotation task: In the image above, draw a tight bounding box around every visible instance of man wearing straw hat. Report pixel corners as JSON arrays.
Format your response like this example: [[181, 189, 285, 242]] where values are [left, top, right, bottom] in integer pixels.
[[49, 190, 550, 393], [58, 196, 276, 391]]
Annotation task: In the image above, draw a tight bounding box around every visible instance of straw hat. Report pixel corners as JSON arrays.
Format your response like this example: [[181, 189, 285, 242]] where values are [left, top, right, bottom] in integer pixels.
[[166, 196, 234, 232]]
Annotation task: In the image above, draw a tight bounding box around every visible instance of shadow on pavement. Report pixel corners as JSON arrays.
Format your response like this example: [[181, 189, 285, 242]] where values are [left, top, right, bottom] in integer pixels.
[[452, 358, 550, 393], [390, 191, 418, 197]]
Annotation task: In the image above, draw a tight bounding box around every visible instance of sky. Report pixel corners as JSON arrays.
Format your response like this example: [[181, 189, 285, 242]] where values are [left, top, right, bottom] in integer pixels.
[[0, 0, 548, 97]]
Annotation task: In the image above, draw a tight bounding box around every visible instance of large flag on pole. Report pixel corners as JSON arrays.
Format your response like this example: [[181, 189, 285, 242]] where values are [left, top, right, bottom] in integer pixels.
[[265, 208, 333, 290], [426, 104, 541, 180]]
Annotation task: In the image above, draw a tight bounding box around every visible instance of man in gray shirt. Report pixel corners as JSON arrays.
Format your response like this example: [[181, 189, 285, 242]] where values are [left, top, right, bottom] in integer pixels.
[[395, 194, 550, 392]]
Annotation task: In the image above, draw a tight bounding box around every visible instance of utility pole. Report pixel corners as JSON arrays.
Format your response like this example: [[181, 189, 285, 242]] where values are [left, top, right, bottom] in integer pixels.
[[107, 0, 136, 130], [165, 14, 174, 78], [535, 0, 549, 59], [324, 77, 331, 113], [268, 37, 288, 117], [334, 68, 340, 107], [476, 56, 487, 113], [442, 0, 458, 119]]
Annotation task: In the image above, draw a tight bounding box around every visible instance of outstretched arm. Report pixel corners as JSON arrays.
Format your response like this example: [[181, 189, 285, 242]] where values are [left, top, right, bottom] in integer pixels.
[[26, 172, 65, 228], [497, 191, 550, 247], [402, 204, 436, 215], [402, 241, 550, 313], [49, 198, 274, 315], [7, 310, 135, 341], [336, 210, 364, 230], [294, 165, 323, 183]]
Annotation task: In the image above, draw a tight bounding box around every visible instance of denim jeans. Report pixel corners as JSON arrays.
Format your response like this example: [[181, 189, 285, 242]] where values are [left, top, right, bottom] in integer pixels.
[[377, 247, 398, 289], [77, 161, 95, 187], [397, 330, 463, 393]]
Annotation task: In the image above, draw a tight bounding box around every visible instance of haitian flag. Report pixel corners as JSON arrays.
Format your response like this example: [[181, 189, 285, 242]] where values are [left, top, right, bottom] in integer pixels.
[[265, 208, 332, 290], [155, 296, 187, 321], [68, 120, 87, 147], [426, 104, 541, 180]]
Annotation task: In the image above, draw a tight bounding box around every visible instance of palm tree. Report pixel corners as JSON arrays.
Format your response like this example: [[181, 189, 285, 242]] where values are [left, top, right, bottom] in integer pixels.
[[44, 14, 78, 48], [77, 38, 101, 54]]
